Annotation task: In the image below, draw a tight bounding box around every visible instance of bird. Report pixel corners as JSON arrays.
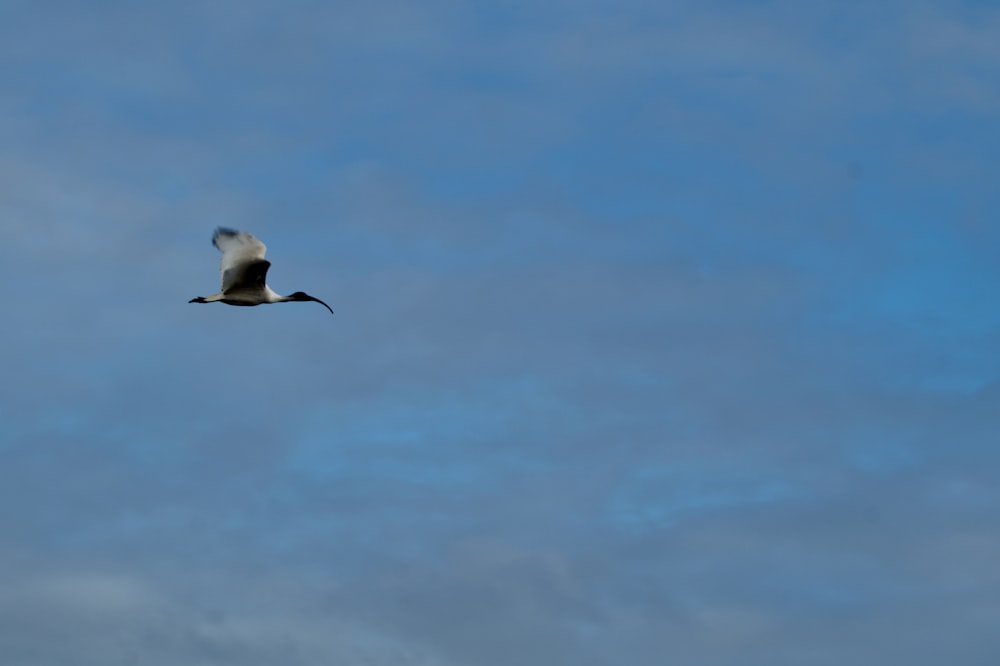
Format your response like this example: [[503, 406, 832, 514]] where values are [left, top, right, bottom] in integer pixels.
[[189, 227, 334, 315]]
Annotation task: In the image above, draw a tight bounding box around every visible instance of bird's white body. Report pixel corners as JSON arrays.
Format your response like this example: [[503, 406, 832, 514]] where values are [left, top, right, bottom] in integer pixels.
[[190, 228, 334, 314], [198, 285, 285, 306]]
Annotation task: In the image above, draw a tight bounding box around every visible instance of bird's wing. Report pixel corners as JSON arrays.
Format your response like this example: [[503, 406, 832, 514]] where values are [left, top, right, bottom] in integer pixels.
[[223, 259, 271, 294], [213, 228, 269, 292]]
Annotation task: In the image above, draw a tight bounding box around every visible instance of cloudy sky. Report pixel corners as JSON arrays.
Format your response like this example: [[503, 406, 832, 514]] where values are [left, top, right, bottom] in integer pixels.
[[2, 1, 1000, 664]]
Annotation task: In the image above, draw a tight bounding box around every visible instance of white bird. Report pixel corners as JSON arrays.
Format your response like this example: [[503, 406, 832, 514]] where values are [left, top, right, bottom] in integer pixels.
[[189, 227, 334, 315]]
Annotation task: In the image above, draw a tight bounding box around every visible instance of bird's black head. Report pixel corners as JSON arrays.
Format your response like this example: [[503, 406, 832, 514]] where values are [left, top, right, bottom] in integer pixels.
[[288, 291, 334, 315]]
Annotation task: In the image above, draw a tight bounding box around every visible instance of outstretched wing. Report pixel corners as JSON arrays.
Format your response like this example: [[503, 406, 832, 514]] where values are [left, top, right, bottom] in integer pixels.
[[213, 228, 270, 292], [223, 258, 271, 294]]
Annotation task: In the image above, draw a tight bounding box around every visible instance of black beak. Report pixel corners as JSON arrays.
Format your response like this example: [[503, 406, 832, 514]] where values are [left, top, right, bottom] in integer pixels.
[[306, 294, 334, 315]]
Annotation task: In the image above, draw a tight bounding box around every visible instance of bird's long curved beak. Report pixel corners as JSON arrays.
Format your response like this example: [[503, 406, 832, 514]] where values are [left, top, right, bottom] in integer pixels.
[[308, 295, 335, 315]]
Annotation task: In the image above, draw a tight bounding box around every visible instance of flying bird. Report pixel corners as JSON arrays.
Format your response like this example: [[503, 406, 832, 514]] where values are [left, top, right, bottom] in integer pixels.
[[189, 228, 334, 315]]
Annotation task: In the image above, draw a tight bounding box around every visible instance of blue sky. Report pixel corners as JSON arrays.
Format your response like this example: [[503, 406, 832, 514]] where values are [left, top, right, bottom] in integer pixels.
[[2, 1, 1000, 663]]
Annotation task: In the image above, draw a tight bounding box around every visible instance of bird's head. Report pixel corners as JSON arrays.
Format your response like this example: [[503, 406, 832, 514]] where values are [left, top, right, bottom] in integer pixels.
[[287, 291, 334, 315]]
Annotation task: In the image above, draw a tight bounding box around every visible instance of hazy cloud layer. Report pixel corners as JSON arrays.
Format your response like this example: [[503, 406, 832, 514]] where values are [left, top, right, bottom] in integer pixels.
[[1, 1, 999, 664]]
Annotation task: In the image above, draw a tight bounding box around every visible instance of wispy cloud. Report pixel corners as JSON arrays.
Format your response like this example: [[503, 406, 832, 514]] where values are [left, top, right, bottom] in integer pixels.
[[0, 0, 998, 664]]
